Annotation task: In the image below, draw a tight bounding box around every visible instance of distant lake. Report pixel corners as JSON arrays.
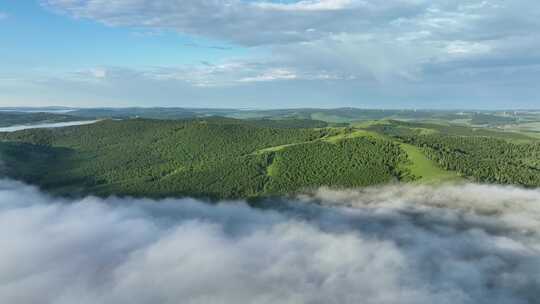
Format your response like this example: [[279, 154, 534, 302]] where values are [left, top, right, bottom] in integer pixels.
[[0, 120, 99, 132], [0, 109, 75, 114]]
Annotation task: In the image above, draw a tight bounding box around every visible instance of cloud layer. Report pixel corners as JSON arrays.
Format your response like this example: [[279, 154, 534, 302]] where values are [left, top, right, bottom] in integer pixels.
[[1, 179, 539, 303], [21, 0, 537, 107]]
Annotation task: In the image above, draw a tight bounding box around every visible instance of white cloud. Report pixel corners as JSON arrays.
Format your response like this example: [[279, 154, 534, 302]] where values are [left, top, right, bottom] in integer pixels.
[[89, 67, 108, 79], [239, 68, 298, 82], [40, 0, 540, 81], [0, 180, 540, 303], [445, 40, 492, 55], [5, 1, 535, 107], [254, 0, 358, 11], [55, 63, 344, 87], [35, 1, 452, 45]]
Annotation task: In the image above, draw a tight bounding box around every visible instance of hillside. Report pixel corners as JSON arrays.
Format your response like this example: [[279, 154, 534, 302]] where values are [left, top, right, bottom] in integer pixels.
[[368, 120, 540, 186], [1, 117, 539, 199]]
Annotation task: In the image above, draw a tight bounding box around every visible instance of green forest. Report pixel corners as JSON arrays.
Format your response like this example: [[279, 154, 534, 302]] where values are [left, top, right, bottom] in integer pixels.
[[400, 135, 540, 186], [1, 116, 539, 199]]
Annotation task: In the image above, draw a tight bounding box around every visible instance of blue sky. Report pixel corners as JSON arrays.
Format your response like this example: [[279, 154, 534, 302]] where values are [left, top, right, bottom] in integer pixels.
[[1, 0, 540, 109]]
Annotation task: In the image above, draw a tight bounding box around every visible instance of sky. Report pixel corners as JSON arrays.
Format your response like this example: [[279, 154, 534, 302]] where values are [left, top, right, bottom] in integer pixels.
[[0, 0, 539, 109]]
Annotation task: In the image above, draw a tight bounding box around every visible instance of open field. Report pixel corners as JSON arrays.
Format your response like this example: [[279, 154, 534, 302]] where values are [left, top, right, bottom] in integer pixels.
[[399, 143, 462, 184]]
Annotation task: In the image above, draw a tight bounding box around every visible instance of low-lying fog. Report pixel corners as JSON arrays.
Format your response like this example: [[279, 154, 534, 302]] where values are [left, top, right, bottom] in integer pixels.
[[0, 120, 100, 132], [0, 179, 539, 304]]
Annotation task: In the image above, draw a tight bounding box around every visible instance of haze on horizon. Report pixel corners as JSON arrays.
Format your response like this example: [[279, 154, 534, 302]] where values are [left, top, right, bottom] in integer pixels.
[[1, 1, 540, 109]]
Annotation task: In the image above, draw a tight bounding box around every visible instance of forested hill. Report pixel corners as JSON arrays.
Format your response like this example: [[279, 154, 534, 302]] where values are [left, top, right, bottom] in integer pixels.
[[0, 117, 539, 199], [0, 118, 405, 198]]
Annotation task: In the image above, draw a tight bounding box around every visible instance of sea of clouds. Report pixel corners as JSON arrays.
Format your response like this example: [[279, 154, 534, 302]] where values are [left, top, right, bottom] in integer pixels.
[[0, 179, 539, 304]]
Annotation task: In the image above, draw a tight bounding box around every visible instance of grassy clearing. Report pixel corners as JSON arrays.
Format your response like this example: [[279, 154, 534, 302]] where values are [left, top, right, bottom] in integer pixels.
[[351, 120, 390, 128], [400, 143, 462, 184], [500, 122, 540, 134], [521, 122, 540, 131], [310, 112, 351, 123], [254, 128, 378, 154], [522, 132, 540, 139], [322, 129, 381, 143], [254, 142, 306, 154]]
